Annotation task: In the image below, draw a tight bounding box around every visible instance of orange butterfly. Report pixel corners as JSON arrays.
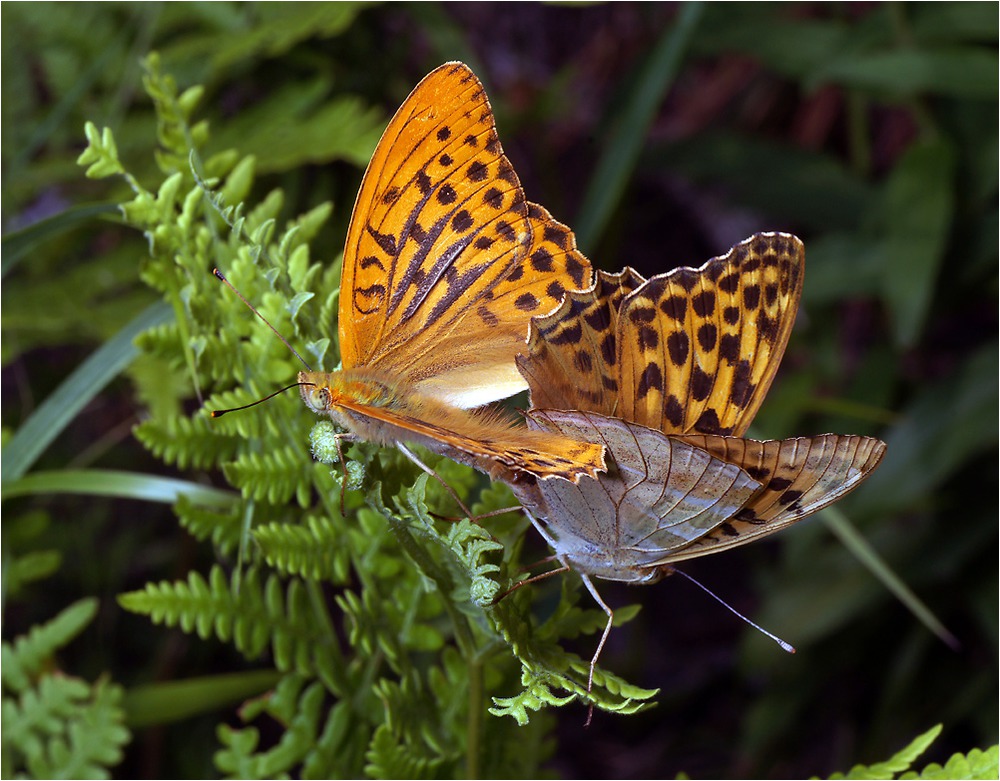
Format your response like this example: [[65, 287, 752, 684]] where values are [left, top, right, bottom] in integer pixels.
[[298, 62, 605, 483], [507, 233, 886, 695]]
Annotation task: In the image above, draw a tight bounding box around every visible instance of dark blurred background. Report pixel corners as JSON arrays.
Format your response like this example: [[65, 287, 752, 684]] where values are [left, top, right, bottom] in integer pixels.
[[3, 3, 997, 778]]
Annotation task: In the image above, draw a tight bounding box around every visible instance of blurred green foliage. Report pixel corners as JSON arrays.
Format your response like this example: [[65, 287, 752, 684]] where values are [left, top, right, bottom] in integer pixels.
[[2, 2, 996, 778]]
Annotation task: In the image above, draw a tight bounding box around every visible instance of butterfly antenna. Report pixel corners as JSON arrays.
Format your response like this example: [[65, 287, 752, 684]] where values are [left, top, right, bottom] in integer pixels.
[[672, 567, 796, 654], [213, 268, 312, 370], [211, 382, 310, 418]]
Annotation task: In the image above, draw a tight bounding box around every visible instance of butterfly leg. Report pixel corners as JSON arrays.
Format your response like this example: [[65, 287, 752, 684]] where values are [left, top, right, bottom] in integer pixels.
[[578, 572, 614, 728], [491, 561, 571, 604], [396, 442, 475, 520], [333, 432, 356, 516]]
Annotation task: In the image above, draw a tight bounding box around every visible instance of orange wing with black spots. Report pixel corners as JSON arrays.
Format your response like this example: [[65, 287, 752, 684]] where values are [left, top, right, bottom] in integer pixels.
[[301, 61, 605, 484], [339, 62, 593, 409], [617, 232, 804, 436], [512, 231, 885, 576], [517, 268, 646, 416]]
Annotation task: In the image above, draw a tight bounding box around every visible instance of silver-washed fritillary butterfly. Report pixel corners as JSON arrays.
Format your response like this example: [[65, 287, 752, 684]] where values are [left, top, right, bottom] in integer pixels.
[[298, 62, 605, 483], [508, 232, 887, 694]]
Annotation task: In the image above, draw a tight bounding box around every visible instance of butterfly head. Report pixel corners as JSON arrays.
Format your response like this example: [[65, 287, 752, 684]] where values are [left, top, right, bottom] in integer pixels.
[[298, 371, 332, 415], [298, 369, 404, 414]]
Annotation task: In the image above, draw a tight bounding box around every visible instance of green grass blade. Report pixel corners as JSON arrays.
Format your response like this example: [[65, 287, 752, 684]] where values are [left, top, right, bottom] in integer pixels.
[[2, 202, 122, 277], [822, 506, 959, 649], [1, 469, 236, 507], [1, 301, 173, 482], [123, 670, 282, 728], [574, 2, 703, 252]]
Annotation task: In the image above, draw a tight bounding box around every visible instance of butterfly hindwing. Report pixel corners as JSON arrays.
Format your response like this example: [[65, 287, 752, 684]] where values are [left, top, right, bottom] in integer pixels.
[[510, 231, 885, 576], [518, 268, 646, 416], [520, 409, 762, 581]]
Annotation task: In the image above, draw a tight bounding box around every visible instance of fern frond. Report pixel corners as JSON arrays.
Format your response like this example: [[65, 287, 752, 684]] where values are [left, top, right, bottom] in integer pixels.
[[216, 675, 371, 780], [4, 549, 62, 599], [77, 122, 127, 180], [901, 744, 999, 781], [825, 724, 998, 780], [1, 599, 98, 691], [364, 722, 450, 780], [440, 519, 504, 607], [2, 675, 129, 780], [223, 445, 313, 507], [487, 581, 657, 724], [334, 585, 443, 674], [2, 602, 129, 778], [255, 513, 351, 583], [141, 53, 209, 175], [215, 676, 323, 780], [118, 566, 342, 685], [174, 496, 244, 556], [134, 414, 239, 470]]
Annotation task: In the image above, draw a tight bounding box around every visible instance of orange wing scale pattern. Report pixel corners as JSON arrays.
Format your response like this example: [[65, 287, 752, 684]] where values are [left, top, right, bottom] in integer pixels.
[[514, 232, 886, 579], [617, 233, 803, 437], [304, 62, 604, 483], [338, 63, 592, 408]]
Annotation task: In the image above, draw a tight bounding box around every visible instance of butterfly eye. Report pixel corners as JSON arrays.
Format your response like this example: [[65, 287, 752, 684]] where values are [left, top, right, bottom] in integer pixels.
[[303, 386, 330, 413]]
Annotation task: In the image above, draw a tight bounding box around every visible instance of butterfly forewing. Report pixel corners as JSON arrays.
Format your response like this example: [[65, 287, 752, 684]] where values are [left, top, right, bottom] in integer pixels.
[[617, 232, 804, 437], [664, 433, 887, 561], [412, 203, 596, 407], [340, 62, 595, 409]]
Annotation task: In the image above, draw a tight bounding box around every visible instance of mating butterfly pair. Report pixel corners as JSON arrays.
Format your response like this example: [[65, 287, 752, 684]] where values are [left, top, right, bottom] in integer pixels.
[[297, 62, 886, 696]]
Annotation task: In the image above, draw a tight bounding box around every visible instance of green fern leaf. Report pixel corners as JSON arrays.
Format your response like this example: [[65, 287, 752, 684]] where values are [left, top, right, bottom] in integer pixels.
[[3, 675, 129, 780], [119, 566, 341, 685], [4, 548, 62, 598], [364, 723, 450, 780], [216, 675, 370, 780], [174, 495, 244, 556], [255, 513, 352, 582], [223, 445, 313, 507], [901, 744, 999, 780], [2, 602, 129, 780], [134, 414, 240, 470], [824, 724, 998, 781], [1, 599, 98, 692], [77, 122, 125, 179]]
